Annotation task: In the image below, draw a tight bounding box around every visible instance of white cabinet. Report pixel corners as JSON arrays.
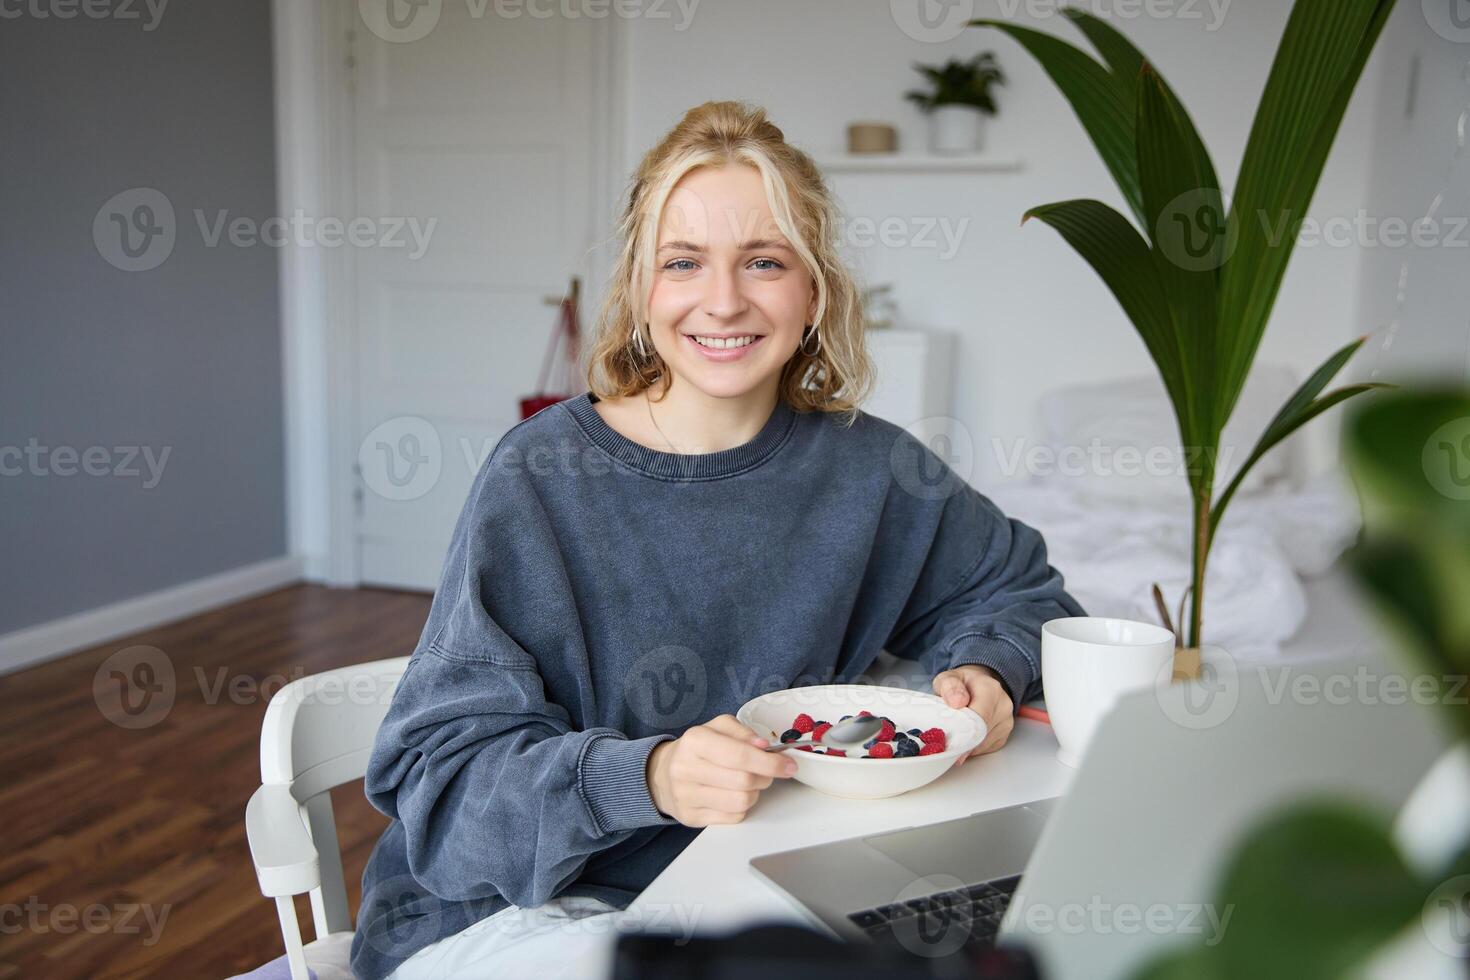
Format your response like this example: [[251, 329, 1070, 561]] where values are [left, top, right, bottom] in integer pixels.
[[862, 328, 954, 425]]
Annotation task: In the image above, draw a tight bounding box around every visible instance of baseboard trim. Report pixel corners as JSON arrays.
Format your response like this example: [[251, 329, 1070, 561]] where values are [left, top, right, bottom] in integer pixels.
[[0, 556, 306, 675]]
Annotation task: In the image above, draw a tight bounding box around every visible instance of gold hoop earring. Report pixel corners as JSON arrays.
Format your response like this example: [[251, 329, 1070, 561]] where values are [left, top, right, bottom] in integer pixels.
[[800, 323, 821, 357]]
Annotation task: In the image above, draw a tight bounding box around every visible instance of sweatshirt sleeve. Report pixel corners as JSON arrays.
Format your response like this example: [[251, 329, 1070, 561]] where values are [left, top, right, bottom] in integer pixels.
[[884, 462, 1087, 708], [362, 446, 678, 909]]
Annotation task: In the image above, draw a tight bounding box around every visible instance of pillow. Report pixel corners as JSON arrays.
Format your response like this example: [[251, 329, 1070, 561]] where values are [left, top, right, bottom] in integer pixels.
[[1037, 365, 1299, 503]]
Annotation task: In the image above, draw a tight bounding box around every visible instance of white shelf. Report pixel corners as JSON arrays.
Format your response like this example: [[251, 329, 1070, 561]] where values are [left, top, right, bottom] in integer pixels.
[[813, 151, 1022, 174]]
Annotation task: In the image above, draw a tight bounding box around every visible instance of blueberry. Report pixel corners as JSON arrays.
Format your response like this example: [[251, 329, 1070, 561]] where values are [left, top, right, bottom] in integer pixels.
[[839, 714, 853, 722], [894, 739, 920, 757], [780, 728, 802, 743], [815, 719, 829, 727], [863, 737, 879, 749], [906, 728, 923, 736]]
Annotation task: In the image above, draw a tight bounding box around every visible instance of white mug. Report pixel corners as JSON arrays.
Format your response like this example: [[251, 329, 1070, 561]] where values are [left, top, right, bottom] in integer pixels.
[[1042, 617, 1176, 768]]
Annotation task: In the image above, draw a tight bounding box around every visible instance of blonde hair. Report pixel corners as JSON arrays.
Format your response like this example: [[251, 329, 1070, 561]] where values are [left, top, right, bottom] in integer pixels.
[[586, 100, 874, 419]]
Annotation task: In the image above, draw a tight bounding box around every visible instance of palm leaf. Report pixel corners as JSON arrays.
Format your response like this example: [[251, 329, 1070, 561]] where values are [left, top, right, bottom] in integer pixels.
[[1061, 8, 1219, 191], [970, 19, 1144, 227], [1136, 63, 1225, 483], [1021, 199, 1193, 442], [1209, 336, 1388, 531], [1216, 0, 1396, 423]]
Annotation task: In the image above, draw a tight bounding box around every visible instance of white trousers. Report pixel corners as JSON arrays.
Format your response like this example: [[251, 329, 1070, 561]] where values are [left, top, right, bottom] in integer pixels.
[[385, 895, 623, 980]]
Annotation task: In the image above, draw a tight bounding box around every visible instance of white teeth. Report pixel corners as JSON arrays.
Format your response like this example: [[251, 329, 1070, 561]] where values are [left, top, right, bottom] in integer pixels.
[[692, 335, 756, 350]]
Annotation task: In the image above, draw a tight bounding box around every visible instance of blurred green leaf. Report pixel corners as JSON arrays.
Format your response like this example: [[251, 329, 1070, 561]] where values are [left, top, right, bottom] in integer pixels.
[[1209, 802, 1422, 980]]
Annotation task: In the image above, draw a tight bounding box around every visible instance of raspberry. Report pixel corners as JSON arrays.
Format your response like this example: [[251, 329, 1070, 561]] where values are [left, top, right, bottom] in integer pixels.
[[811, 722, 833, 742], [868, 742, 894, 758], [918, 742, 944, 756], [919, 728, 947, 749], [876, 719, 896, 741], [796, 745, 815, 752], [857, 710, 873, 718], [826, 749, 846, 757], [780, 728, 802, 743], [792, 713, 815, 733]]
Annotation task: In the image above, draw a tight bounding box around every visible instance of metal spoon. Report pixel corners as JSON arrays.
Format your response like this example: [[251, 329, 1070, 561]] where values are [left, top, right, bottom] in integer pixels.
[[761, 714, 883, 752]]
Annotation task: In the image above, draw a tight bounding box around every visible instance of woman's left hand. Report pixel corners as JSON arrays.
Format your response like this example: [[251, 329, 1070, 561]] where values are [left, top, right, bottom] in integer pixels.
[[931, 664, 1014, 765]]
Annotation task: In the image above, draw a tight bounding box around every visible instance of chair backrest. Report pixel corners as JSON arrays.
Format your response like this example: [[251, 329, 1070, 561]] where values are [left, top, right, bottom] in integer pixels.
[[259, 655, 409, 937], [260, 655, 409, 794]]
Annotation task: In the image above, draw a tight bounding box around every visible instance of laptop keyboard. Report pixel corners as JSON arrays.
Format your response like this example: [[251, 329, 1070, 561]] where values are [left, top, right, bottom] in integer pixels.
[[847, 874, 1021, 954]]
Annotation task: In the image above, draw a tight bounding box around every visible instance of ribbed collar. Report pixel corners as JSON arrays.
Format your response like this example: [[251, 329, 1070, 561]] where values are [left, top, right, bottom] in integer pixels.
[[564, 392, 797, 481]]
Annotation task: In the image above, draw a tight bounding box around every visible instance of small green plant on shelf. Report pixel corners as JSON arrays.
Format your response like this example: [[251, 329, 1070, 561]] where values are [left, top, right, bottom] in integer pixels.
[[904, 52, 1005, 115]]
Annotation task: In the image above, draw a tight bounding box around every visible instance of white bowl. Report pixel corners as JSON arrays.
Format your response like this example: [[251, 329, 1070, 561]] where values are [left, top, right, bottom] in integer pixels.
[[736, 684, 987, 799]]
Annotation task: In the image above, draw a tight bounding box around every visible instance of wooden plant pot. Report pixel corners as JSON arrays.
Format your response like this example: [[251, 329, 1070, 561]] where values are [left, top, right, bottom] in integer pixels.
[[1172, 646, 1203, 681]]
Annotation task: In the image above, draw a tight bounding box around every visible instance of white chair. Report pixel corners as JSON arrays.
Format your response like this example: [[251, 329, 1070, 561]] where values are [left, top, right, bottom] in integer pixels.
[[245, 656, 409, 980]]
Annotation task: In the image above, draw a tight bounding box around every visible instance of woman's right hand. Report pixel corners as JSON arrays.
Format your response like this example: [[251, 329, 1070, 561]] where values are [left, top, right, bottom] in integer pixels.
[[645, 714, 798, 827]]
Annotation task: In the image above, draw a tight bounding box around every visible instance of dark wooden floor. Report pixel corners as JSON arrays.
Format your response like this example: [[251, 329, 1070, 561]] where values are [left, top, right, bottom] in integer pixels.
[[0, 585, 433, 980]]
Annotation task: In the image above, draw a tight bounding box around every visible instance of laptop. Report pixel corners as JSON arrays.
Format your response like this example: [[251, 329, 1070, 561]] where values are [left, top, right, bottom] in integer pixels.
[[750, 653, 1446, 979]]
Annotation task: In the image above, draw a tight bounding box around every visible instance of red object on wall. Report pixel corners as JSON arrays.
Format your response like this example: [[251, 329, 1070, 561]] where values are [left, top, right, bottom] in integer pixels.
[[519, 277, 582, 420]]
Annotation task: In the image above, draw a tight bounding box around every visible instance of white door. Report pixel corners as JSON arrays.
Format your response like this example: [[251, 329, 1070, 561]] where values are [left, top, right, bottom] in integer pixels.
[[347, 1, 612, 589]]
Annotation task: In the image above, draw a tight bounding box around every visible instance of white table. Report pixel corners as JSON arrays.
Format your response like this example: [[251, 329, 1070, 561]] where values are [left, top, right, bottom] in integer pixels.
[[627, 714, 1072, 937]]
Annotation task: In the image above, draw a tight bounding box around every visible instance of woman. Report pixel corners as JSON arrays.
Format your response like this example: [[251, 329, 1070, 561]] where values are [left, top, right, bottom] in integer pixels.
[[350, 101, 1085, 980]]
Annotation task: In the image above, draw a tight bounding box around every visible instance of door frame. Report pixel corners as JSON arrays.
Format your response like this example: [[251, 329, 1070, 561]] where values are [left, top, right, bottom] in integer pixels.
[[270, 0, 628, 586]]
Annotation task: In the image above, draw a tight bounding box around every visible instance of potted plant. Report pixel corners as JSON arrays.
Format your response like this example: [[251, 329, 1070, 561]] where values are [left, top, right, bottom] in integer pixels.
[[904, 52, 1004, 154], [972, 2, 1394, 676]]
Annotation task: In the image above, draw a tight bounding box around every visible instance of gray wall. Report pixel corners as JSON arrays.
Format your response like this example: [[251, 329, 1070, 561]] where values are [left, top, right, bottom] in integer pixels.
[[0, 0, 286, 634]]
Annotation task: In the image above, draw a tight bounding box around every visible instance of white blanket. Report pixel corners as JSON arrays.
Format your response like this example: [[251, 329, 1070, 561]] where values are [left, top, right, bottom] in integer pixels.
[[984, 470, 1363, 663]]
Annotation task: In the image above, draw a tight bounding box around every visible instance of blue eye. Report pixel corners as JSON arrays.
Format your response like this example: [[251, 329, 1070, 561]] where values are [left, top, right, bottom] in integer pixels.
[[751, 258, 783, 271], [664, 258, 697, 272]]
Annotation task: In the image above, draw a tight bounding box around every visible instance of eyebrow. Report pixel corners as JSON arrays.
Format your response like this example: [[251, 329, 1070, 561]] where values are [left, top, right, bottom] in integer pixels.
[[656, 238, 795, 254]]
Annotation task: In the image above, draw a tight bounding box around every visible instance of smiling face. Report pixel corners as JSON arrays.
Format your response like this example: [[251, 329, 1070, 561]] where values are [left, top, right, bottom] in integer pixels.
[[645, 164, 818, 402]]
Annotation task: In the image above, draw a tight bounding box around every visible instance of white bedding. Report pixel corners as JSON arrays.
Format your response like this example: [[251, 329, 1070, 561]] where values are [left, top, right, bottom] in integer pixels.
[[984, 469, 1363, 663]]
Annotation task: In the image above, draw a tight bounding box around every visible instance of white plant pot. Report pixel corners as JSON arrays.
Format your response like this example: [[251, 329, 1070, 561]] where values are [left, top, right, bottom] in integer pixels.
[[928, 105, 985, 154]]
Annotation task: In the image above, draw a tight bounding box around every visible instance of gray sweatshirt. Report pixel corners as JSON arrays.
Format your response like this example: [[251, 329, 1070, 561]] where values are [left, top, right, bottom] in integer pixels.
[[350, 392, 1085, 978]]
